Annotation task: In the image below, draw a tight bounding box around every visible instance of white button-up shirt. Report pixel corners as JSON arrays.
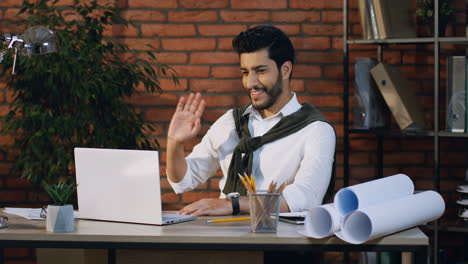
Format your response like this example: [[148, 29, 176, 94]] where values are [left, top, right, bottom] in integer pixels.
[[168, 94, 336, 212]]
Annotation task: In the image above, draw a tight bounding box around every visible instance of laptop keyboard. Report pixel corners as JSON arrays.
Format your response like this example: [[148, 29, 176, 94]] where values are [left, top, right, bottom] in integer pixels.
[[162, 213, 187, 221]]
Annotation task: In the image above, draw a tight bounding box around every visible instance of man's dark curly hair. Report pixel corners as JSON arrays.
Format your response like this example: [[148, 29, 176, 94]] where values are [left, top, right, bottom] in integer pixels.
[[232, 25, 295, 71]]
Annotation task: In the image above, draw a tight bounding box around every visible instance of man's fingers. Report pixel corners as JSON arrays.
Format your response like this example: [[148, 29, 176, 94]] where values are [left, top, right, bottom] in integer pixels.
[[176, 96, 186, 112], [183, 93, 195, 112], [178, 199, 210, 216], [178, 204, 196, 215], [178, 199, 205, 215], [187, 93, 202, 114], [194, 99, 206, 119], [191, 208, 209, 216], [178, 93, 203, 115], [190, 93, 202, 113]]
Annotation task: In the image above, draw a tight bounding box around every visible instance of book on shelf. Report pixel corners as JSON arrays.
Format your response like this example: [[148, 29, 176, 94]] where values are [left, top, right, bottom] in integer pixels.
[[358, 0, 416, 40], [446, 56, 466, 133], [367, 0, 380, 39], [358, 0, 372, 40], [372, 0, 390, 39], [370, 63, 426, 130]]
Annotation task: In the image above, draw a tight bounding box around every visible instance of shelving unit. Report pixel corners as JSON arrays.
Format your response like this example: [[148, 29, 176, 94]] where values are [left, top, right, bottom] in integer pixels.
[[342, 1, 468, 263]]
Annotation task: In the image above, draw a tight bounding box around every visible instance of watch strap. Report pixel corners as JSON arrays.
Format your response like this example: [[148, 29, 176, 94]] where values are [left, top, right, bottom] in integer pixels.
[[231, 196, 240, 215]]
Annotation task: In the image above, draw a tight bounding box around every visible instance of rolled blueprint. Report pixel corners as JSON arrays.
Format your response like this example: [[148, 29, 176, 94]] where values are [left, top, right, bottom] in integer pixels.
[[340, 191, 445, 244], [303, 204, 341, 239], [334, 174, 414, 216]]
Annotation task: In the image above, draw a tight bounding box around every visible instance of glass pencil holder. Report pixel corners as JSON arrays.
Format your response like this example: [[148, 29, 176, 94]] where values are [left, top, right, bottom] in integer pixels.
[[248, 192, 281, 233]]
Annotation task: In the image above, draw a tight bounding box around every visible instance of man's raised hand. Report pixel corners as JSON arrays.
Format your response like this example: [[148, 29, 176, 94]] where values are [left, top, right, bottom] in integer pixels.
[[168, 93, 206, 144]]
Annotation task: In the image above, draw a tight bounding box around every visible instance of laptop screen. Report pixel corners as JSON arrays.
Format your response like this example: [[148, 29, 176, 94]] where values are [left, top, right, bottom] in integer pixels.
[[75, 148, 164, 225]]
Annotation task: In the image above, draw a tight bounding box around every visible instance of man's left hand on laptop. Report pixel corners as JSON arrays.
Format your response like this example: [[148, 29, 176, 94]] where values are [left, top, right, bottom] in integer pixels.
[[178, 198, 234, 216]]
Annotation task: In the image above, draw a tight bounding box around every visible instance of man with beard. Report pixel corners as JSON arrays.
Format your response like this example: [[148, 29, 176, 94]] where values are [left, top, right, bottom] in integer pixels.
[[166, 25, 336, 216]]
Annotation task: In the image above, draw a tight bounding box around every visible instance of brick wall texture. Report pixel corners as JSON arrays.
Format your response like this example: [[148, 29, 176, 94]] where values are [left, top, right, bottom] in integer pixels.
[[1, 0, 467, 263]]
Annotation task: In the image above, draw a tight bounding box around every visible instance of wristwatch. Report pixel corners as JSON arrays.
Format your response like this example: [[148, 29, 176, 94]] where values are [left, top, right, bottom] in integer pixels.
[[227, 192, 240, 215]]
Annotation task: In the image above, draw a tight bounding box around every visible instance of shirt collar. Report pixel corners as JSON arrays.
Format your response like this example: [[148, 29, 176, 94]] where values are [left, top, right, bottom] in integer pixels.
[[243, 93, 301, 119]]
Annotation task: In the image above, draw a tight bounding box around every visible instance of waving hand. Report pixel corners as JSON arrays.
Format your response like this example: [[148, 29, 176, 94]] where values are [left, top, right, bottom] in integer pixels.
[[168, 93, 206, 143]]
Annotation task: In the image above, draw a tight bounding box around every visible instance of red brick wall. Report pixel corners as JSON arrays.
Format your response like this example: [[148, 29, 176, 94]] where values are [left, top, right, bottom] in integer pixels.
[[0, 0, 346, 209], [0, 0, 467, 263]]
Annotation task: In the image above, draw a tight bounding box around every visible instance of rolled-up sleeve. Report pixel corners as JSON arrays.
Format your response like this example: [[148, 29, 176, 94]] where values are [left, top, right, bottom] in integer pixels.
[[168, 111, 235, 194], [167, 132, 220, 194], [282, 121, 336, 212]]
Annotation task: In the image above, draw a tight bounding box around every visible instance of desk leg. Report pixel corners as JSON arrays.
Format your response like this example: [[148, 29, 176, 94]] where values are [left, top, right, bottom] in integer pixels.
[[412, 246, 430, 264], [402, 252, 413, 264], [108, 249, 116, 264], [344, 252, 350, 264]]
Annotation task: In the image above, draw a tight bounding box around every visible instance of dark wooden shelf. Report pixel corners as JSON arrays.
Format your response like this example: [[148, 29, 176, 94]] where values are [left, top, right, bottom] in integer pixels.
[[439, 37, 468, 44], [348, 128, 434, 137], [423, 222, 468, 233], [347, 37, 468, 45], [347, 129, 468, 138], [347, 38, 434, 45], [438, 131, 468, 138]]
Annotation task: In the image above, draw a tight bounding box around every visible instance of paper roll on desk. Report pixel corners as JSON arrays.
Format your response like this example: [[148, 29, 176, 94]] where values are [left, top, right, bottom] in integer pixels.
[[334, 174, 414, 216], [341, 191, 445, 244], [302, 174, 445, 244], [304, 204, 341, 239]]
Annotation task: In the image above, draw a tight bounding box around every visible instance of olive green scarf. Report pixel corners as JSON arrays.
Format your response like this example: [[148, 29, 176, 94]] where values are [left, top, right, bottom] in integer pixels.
[[223, 103, 335, 200]]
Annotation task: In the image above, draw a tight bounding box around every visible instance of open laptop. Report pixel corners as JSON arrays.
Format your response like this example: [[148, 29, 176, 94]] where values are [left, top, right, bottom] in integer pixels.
[[74, 147, 196, 225]]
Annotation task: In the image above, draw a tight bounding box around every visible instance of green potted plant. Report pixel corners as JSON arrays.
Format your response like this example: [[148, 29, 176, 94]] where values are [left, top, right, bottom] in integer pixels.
[[42, 180, 77, 232], [416, 0, 455, 36], [0, 0, 176, 190]]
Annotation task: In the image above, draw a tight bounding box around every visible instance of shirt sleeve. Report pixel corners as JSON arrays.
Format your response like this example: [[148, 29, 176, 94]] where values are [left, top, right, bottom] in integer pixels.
[[282, 121, 336, 212], [167, 110, 234, 194]]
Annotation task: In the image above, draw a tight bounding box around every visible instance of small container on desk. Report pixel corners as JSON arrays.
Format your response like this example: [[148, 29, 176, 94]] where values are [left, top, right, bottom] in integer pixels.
[[248, 192, 281, 233]]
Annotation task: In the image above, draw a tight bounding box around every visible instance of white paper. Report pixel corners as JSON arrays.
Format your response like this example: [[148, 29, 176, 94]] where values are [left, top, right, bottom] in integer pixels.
[[302, 203, 342, 239], [340, 191, 445, 244], [279, 212, 308, 218], [334, 174, 414, 216], [4, 207, 44, 220], [4, 207, 79, 220]]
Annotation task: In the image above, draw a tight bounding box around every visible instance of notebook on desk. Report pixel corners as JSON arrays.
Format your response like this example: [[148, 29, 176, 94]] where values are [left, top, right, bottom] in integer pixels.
[[74, 147, 196, 225]]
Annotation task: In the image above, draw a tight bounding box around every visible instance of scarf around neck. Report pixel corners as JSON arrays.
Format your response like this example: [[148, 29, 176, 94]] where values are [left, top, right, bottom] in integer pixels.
[[222, 103, 333, 197]]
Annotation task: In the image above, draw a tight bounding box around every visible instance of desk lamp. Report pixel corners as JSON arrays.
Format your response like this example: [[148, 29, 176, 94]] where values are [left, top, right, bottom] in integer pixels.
[[0, 26, 58, 74]]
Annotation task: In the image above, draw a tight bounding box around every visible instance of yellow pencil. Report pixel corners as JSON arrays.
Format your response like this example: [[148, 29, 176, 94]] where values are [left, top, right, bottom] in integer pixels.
[[238, 174, 254, 193], [250, 174, 257, 193], [206, 217, 251, 223], [243, 173, 252, 187]]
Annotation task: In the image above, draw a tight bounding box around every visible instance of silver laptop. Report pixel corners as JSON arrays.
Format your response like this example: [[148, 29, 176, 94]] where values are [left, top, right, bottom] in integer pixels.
[[74, 147, 196, 225]]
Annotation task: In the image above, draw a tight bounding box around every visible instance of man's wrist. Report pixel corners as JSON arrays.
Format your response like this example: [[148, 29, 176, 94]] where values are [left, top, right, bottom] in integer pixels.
[[167, 136, 184, 145], [167, 137, 186, 155], [227, 192, 240, 215]]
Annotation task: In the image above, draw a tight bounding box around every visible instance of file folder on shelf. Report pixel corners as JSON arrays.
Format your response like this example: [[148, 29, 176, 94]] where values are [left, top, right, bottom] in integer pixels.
[[446, 56, 466, 132], [354, 58, 387, 129], [370, 63, 426, 130]]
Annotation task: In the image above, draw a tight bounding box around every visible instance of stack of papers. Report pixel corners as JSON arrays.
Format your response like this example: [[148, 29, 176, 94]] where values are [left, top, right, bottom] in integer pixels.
[[3, 207, 79, 220], [4, 207, 45, 220]]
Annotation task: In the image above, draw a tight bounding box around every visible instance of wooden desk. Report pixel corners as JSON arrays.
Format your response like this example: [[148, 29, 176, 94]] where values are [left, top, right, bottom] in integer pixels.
[[0, 212, 429, 264]]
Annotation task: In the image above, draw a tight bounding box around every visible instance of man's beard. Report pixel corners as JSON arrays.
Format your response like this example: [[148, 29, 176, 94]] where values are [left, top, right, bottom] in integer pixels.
[[248, 74, 283, 111]]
